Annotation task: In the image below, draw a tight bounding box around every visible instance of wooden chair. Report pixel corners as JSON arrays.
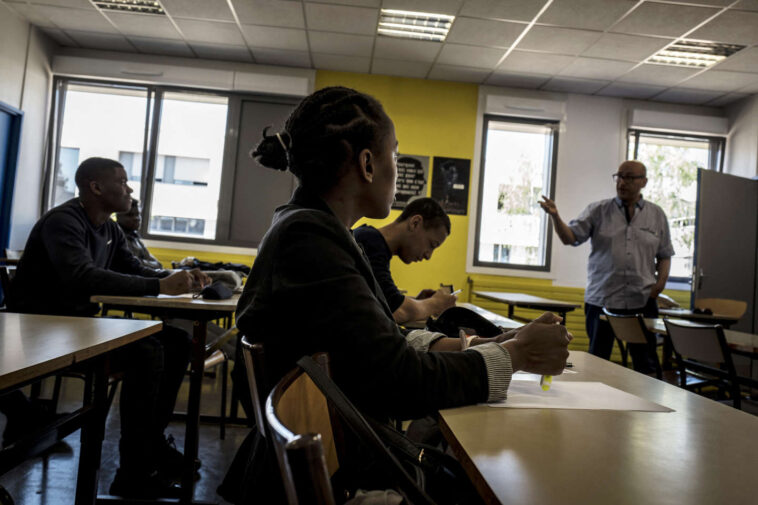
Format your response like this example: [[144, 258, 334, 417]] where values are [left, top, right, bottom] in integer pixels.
[[265, 354, 339, 505], [693, 298, 747, 319], [203, 325, 239, 439], [663, 319, 742, 409], [240, 334, 269, 438], [603, 308, 663, 379]]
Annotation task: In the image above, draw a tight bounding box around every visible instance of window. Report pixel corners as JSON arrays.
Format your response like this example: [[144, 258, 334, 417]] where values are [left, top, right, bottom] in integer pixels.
[[45, 77, 299, 247], [474, 115, 559, 271], [627, 130, 725, 280]]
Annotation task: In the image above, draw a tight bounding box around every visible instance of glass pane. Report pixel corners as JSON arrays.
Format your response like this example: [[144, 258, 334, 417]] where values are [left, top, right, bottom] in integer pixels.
[[633, 133, 711, 279], [477, 119, 555, 267], [55, 84, 148, 207], [147, 92, 228, 239]]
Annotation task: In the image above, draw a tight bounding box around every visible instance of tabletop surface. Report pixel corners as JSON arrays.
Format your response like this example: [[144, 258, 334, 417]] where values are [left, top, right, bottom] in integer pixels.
[[0, 312, 161, 391], [659, 307, 740, 323], [457, 302, 523, 330], [646, 317, 758, 353], [473, 291, 581, 309], [439, 351, 758, 505], [91, 293, 239, 312]]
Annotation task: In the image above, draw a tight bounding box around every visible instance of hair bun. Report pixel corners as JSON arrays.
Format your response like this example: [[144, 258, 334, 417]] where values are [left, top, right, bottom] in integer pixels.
[[250, 126, 289, 171]]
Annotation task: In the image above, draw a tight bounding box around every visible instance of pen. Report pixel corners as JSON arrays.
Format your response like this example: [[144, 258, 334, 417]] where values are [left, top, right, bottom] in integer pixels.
[[451, 289, 462, 296], [540, 375, 552, 391]]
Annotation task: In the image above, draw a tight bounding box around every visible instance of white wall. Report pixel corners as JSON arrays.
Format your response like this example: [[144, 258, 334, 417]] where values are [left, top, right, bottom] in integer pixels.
[[468, 85, 728, 289], [726, 94, 758, 178], [0, 3, 54, 250]]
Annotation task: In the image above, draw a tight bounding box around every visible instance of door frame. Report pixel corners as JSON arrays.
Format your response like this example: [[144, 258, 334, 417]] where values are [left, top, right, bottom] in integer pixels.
[[0, 100, 24, 254]]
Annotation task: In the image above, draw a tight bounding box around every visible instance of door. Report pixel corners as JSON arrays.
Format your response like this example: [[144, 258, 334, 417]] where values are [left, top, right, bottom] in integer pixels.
[[692, 168, 758, 332], [0, 102, 23, 305]]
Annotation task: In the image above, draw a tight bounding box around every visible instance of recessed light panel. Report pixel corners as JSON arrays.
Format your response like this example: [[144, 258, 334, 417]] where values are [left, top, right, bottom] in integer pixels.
[[92, 0, 165, 15], [648, 40, 744, 68], [377, 9, 454, 42]]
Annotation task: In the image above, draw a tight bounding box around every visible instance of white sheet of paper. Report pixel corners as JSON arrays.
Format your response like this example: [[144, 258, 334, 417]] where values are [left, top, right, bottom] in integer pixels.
[[512, 370, 576, 381], [490, 381, 673, 412]]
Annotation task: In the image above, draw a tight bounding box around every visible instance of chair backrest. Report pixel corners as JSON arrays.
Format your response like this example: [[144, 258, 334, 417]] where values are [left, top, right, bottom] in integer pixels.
[[266, 354, 338, 505], [663, 319, 731, 366], [603, 308, 649, 345], [240, 334, 271, 438], [693, 298, 747, 319]]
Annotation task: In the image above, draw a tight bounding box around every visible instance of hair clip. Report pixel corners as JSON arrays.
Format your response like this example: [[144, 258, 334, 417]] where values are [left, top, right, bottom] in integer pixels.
[[275, 132, 288, 151]]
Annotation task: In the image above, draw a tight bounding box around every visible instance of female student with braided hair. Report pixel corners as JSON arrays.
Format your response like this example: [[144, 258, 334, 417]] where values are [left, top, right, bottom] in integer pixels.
[[229, 86, 570, 500]]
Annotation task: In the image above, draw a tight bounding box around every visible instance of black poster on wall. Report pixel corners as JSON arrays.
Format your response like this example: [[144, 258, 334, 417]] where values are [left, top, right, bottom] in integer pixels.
[[392, 154, 429, 210], [431, 157, 470, 216]]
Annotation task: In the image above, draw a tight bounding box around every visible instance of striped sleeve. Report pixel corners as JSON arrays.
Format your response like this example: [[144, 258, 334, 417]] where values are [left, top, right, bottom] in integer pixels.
[[469, 343, 513, 402]]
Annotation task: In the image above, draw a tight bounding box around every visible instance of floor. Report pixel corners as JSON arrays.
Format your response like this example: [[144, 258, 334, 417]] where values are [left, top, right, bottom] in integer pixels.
[[0, 363, 250, 505]]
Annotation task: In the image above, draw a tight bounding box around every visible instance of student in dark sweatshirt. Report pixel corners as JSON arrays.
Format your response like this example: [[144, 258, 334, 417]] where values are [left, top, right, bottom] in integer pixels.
[[5, 157, 210, 498]]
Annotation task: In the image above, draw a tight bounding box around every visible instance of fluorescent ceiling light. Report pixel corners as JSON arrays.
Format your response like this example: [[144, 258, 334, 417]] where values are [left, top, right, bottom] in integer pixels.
[[647, 40, 744, 68], [377, 9, 455, 42], [92, 0, 165, 15]]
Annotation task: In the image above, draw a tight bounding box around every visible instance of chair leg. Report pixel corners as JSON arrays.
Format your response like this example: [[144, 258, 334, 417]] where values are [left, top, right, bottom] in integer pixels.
[[220, 360, 228, 440], [51, 375, 63, 413], [106, 380, 120, 414]]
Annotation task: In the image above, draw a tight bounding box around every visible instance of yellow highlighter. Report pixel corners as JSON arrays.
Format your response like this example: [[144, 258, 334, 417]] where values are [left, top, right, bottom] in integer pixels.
[[540, 375, 552, 391]]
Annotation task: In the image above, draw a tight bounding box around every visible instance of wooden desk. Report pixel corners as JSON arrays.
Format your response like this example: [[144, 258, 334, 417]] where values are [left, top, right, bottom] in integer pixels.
[[90, 294, 238, 503], [659, 308, 739, 328], [402, 302, 523, 331], [0, 313, 161, 505], [472, 291, 580, 325], [439, 351, 758, 505]]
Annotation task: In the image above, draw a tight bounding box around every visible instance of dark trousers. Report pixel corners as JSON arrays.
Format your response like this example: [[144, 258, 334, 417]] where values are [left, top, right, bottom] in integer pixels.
[[115, 324, 191, 473], [585, 298, 659, 374]]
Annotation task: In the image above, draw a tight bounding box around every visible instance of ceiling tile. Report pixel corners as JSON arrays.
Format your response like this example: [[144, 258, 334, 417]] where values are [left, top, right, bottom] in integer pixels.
[[372, 58, 431, 79], [705, 92, 751, 106], [308, 31, 374, 57], [559, 57, 636, 80], [582, 33, 672, 62], [617, 63, 701, 86], [240, 25, 308, 51], [498, 50, 575, 74], [381, 0, 462, 16], [304, 3, 378, 35], [517, 26, 601, 55], [714, 46, 758, 72], [459, 0, 546, 22], [436, 44, 504, 68], [427, 64, 490, 83], [538, 0, 637, 31], [32, 5, 117, 33], [251, 48, 312, 68], [28, 0, 94, 9], [740, 81, 758, 92], [689, 10, 758, 45], [664, 0, 734, 6], [104, 12, 183, 40], [312, 53, 371, 72], [231, 0, 304, 29], [733, 0, 758, 11], [653, 88, 725, 105], [129, 36, 194, 57], [541, 76, 609, 93], [374, 37, 441, 62], [485, 71, 551, 88], [595, 82, 667, 99], [174, 19, 244, 45], [610, 3, 719, 38], [41, 27, 78, 46], [678, 69, 758, 91], [161, 0, 233, 21], [304, 0, 380, 6], [191, 43, 253, 62], [65, 30, 133, 51], [6, 3, 56, 28], [446, 18, 525, 48]]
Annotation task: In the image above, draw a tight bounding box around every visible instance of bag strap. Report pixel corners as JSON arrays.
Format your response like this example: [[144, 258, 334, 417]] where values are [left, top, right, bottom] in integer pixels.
[[296, 356, 436, 505]]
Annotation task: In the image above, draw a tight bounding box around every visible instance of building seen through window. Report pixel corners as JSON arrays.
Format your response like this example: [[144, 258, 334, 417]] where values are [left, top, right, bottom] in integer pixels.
[[475, 116, 558, 271]]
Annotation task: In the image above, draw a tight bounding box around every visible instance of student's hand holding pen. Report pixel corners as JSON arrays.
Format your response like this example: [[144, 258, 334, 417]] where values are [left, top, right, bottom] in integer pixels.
[[188, 268, 212, 291], [501, 322, 572, 375]]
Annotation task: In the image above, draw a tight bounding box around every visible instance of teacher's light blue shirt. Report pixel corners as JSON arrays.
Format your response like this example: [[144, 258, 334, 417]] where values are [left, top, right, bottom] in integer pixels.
[[568, 196, 675, 309]]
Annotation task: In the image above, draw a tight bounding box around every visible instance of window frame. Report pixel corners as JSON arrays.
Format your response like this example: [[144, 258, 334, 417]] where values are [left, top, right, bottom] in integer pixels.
[[472, 114, 560, 272], [43, 76, 301, 248], [626, 128, 726, 283]]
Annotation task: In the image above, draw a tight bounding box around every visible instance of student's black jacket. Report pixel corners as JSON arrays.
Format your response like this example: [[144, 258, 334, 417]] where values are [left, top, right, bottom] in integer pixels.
[[235, 186, 489, 421], [8, 198, 168, 316]]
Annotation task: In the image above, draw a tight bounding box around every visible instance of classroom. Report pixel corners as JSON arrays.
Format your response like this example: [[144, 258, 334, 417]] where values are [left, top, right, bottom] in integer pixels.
[[1, 0, 757, 504]]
